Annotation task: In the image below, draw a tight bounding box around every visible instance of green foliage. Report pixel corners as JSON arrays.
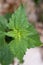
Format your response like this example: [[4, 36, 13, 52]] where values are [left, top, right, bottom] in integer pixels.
[[0, 5, 41, 65], [0, 16, 14, 65]]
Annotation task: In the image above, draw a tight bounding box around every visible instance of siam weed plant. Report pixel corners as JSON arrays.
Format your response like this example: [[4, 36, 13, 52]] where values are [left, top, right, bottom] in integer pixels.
[[0, 5, 41, 65]]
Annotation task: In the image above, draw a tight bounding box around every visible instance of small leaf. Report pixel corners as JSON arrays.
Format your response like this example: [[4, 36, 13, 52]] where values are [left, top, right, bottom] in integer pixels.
[[0, 16, 8, 31]]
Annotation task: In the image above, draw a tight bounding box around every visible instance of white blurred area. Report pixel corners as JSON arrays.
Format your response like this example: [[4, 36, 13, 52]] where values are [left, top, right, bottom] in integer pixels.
[[23, 48, 43, 65]]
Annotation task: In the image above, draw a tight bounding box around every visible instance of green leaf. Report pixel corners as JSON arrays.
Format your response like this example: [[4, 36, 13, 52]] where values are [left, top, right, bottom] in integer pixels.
[[8, 6, 29, 30], [0, 45, 14, 65], [9, 39, 28, 62], [0, 16, 14, 65], [4, 13, 12, 20], [0, 16, 8, 31], [6, 6, 29, 61], [6, 5, 41, 62], [0, 5, 41, 65], [27, 24, 41, 48]]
